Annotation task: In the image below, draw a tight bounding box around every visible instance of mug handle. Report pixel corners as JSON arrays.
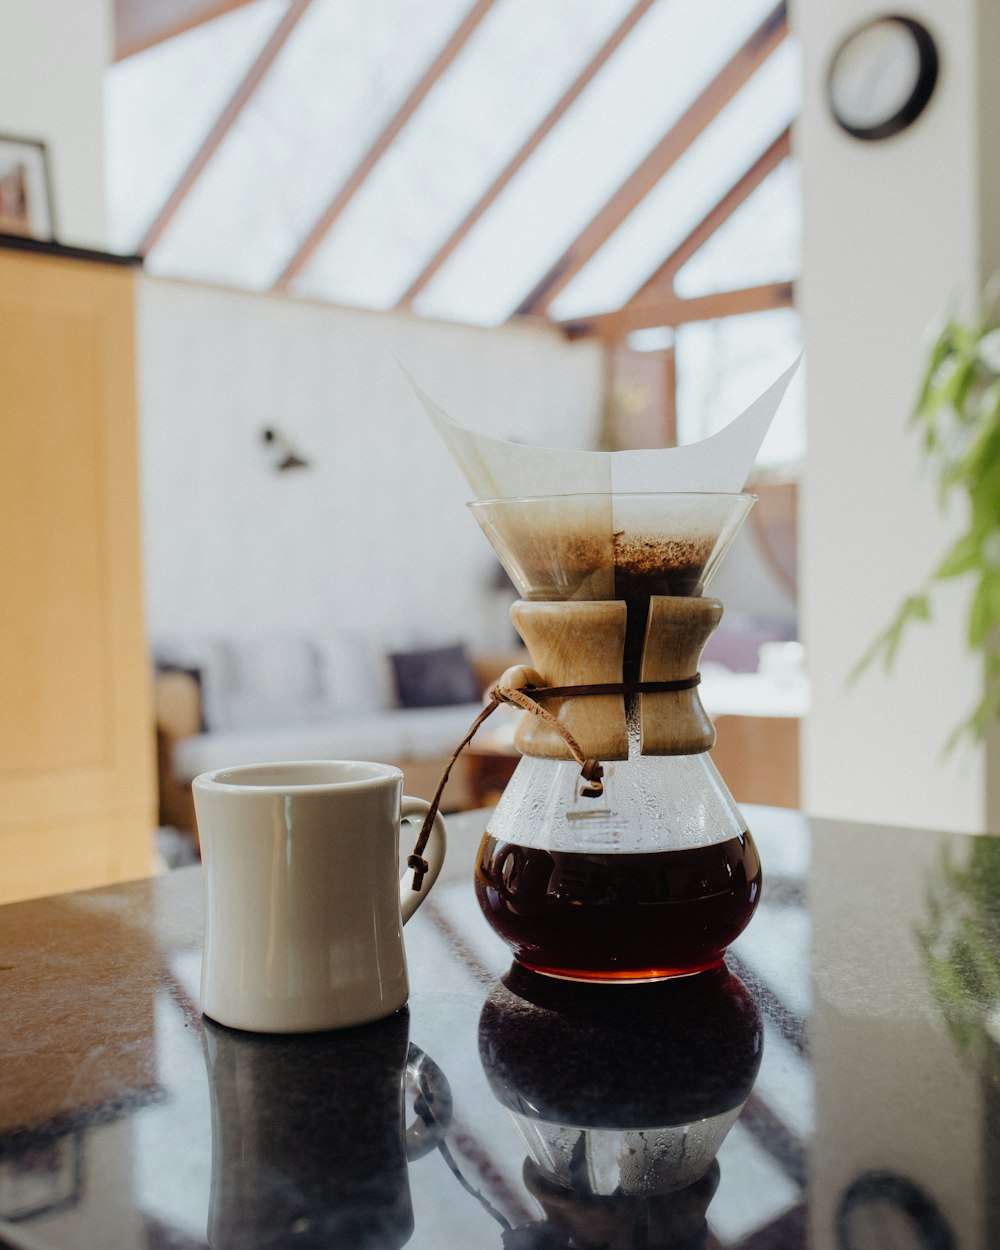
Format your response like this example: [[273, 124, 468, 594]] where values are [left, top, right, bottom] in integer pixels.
[[404, 1043, 453, 1161], [399, 797, 447, 923]]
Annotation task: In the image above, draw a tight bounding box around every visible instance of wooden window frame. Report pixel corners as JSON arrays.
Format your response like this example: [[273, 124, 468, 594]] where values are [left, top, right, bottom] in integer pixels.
[[514, 1, 787, 319], [136, 0, 314, 257], [275, 0, 498, 289]]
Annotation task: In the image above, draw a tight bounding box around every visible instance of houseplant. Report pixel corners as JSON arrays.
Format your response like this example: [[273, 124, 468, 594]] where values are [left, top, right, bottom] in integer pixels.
[[856, 298, 1000, 747]]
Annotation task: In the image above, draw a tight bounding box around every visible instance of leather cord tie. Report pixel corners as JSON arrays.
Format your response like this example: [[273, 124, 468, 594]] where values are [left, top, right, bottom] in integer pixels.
[[407, 675, 699, 891], [525, 676, 700, 699]]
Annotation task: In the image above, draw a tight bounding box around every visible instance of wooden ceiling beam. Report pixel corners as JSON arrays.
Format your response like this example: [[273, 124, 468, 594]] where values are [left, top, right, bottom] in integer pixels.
[[560, 281, 794, 341], [397, 0, 658, 308], [514, 0, 787, 319], [633, 127, 792, 302], [276, 0, 498, 290], [137, 0, 313, 257], [115, 0, 254, 61]]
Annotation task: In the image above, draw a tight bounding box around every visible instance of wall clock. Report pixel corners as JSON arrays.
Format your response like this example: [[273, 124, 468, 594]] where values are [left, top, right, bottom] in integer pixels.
[[836, 1173, 956, 1250], [827, 15, 938, 141]]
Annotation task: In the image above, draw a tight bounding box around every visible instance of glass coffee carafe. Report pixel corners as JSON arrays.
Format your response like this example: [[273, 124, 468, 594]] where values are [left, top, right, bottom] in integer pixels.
[[469, 492, 762, 983]]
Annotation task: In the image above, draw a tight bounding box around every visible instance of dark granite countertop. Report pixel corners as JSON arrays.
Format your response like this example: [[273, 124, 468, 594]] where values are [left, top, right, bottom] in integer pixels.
[[1, 805, 998, 1249]]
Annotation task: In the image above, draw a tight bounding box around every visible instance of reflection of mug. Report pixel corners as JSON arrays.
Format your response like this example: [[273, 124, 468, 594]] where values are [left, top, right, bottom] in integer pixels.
[[194, 760, 447, 1032], [203, 1011, 451, 1250]]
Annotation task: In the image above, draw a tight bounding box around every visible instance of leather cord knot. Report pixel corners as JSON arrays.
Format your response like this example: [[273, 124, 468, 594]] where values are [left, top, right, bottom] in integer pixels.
[[408, 853, 430, 891], [579, 757, 604, 798], [406, 674, 699, 889]]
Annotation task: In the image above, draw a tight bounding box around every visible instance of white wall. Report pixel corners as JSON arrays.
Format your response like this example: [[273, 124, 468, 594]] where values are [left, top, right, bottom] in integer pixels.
[[136, 276, 605, 653], [0, 0, 110, 247], [797, 0, 1000, 831]]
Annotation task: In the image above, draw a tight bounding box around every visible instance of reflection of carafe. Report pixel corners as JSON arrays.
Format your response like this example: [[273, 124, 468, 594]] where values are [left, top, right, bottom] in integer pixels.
[[479, 964, 763, 1249], [202, 1010, 451, 1250], [470, 493, 761, 981]]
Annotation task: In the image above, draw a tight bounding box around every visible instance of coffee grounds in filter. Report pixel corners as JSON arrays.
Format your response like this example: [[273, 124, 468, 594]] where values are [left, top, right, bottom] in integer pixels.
[[509, 523, 715, 598], [613, 532, 716, 686], [612, 532, 715, 593]]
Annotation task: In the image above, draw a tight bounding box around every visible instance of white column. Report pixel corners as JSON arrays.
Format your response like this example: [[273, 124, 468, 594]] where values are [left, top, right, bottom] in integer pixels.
[[796, 0, 1000, 831]]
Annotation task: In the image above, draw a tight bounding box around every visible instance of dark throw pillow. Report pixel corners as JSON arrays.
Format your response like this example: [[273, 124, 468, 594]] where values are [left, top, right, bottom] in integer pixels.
[[390, 644, 482, 709]]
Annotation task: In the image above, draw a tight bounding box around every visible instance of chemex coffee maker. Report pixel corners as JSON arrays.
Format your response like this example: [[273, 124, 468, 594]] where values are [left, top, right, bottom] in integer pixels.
[[412, 360, 798, 983], [479, 964, 763, 1249]]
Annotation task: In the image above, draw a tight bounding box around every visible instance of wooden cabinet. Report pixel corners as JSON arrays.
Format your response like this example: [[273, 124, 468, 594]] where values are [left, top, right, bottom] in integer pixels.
[[712, 714, 801, 809], [0, 243, 155, 903]]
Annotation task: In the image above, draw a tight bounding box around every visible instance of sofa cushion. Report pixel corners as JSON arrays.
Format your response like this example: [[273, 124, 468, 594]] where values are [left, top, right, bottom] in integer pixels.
[[393, 703, 500, 756], [153, 633, 337, 731], [314, 631, 397, 713], [217, 634, 329, 730], [170, 703, 485, 784], [390, 644, 482, 709]]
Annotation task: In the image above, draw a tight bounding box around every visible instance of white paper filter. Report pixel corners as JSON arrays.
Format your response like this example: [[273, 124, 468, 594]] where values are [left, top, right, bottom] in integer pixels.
[[409, 355, 800, 500]]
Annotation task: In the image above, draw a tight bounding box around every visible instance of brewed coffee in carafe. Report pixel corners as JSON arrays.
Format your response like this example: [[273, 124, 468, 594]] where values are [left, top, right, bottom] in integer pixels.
[[470, 493, 761, 982]]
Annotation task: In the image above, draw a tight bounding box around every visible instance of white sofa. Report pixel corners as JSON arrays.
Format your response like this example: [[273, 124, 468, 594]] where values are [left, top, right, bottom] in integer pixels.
[[153, 631, 522, 842], [153, 629, 808, 841]]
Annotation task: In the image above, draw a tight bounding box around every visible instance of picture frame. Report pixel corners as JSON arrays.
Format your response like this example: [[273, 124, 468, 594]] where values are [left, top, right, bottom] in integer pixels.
[[0, 134, 56, 242]]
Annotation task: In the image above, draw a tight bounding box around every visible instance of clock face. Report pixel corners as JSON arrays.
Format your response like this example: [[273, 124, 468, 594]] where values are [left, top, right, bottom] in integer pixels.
[[836, 1173, 955, 1250], [828, 16, 938, 140]]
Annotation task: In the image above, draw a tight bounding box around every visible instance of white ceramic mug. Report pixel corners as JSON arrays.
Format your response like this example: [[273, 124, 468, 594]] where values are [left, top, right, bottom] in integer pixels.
[[193, 760, 447, 1033]]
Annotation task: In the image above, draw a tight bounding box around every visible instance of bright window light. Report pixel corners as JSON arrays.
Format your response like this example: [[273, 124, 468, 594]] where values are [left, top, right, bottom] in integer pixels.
[[674, 157, 800, 298], [414, 0, 781, 325], [549, 40, 800, 321], [144, 0, 473, 288], [675, 308, 805, 471], [292, 0, 635, 311], [104, 0, 288, 254]]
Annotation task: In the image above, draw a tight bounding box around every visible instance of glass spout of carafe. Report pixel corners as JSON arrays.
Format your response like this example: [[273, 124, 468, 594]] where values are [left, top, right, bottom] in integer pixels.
[[470, 492, 761, 983]]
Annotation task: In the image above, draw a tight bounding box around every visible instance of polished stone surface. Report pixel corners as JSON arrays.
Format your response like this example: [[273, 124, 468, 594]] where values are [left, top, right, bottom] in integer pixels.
[[1, 805, 999, 1249]]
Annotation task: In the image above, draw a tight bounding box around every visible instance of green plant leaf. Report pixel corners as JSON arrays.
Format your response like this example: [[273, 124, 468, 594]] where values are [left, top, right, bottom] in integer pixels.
[[849, 592, 931, 684], [968, 575, 1000, 648], [934, 533, 980, 579], [857, 295, 1000, 742]]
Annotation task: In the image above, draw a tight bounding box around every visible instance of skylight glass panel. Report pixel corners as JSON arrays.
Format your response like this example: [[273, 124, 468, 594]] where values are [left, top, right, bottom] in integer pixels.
[[291, 0, 635, 311], [673, 157, 801, 298], [675, 308, 804, 470], [412, 0, 780, 326], [548, 41, 800, 321], [145, 0, 472, 289], [103, 0, 288, 255]]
